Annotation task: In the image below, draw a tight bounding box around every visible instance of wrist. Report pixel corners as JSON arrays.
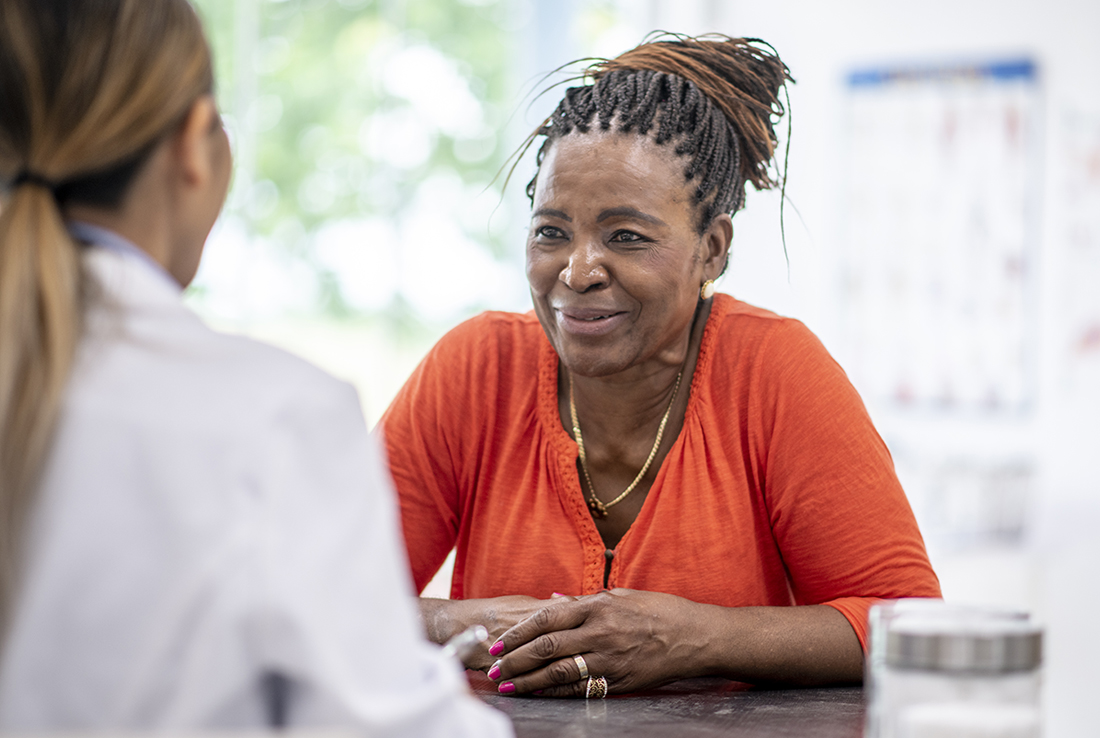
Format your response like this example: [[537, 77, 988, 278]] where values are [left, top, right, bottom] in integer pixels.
[[675, 600, 733, 679], [632, 593, 726, 682], [419, 597, 465, 645]]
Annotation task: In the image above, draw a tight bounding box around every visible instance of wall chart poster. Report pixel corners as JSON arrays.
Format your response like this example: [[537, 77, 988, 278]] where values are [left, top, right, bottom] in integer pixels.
[[1059, 108, 1100, 399], [839, 59, 1040, 414]]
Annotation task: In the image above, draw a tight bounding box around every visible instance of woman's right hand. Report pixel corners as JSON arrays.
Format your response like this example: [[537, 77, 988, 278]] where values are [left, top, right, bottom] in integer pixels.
[[420, 595, 572, 671]]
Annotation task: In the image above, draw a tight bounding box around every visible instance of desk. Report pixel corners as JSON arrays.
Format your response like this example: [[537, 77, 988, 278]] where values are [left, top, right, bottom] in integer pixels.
[[469, 673, 865, 738]]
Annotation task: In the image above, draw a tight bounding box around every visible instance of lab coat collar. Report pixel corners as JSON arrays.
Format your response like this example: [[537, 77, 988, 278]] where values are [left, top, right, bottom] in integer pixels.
[[67, 221, 186, 310]]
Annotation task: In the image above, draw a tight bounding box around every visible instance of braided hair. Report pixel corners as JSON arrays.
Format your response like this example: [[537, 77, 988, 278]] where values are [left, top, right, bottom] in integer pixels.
[[524, 34, 792, 236]]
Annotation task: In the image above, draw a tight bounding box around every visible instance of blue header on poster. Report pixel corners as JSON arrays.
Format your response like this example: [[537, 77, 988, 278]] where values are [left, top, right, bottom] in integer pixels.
[[847, 59, 1037, 87]]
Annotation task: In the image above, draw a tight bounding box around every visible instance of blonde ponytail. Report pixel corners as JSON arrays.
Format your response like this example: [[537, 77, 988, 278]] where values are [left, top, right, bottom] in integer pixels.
[[0, 0, 214, 628], [0, 183, 82, 622]]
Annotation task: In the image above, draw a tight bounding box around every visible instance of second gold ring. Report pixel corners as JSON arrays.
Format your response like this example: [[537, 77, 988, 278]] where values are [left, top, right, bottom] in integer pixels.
[[572, 654, 589, 680], [585, 675, 608, 699]]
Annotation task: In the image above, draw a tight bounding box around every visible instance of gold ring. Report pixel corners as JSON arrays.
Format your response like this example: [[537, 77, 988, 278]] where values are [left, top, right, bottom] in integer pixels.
[[572, 654, 589, 680], [585, 675, 607, 699]]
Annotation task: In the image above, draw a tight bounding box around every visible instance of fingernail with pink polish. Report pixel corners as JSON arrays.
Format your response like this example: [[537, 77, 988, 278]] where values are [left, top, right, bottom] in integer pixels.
[[552, 592, 565, 597], [487, 663, 501, 681], [489, 640, 505, 657], [498, 682, 516, 694]]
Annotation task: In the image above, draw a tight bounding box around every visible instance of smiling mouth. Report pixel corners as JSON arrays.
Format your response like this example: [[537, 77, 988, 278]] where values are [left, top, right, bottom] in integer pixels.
[[555, 308, 628, 335], [557, 308, 624, 320]]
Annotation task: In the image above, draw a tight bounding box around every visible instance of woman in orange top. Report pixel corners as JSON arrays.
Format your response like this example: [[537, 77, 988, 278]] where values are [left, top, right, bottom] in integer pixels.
[[381, 35, 941, 698]]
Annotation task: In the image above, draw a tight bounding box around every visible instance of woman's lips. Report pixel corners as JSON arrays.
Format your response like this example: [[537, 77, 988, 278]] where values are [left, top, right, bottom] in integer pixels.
[[555, 308, 628, 336]]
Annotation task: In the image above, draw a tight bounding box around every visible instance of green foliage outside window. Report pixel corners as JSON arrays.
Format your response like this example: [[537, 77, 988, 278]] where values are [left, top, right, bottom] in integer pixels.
[[191, 0, 519, 319]]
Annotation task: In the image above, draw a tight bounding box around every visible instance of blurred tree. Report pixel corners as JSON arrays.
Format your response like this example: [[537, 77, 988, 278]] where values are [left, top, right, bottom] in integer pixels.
[[192, 0, 516, 318]]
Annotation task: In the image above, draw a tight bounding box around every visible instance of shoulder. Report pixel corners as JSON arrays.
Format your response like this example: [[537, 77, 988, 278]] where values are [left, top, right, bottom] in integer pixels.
[[76, 299, 360, 442], [380, 310, 544, 441], [416, 309, 545, 382], [696, 294, 856, 428], [142, 331, 372, 504], [705, 294, 833, 375], [81, 245, 355, 411], [209, 333, 360, 420], [433, 309, 544, 355]]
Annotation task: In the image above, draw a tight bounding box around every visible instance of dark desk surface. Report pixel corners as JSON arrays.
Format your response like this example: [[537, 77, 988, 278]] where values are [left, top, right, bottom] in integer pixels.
[[469, 672, 865, 738]]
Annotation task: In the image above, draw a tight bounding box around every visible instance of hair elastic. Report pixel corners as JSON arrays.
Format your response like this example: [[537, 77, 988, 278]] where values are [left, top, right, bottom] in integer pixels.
[[11, 170, 58, 193]]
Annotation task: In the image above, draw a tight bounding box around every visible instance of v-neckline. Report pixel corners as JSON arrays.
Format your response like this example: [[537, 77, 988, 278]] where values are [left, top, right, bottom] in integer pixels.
[[534, 295, 726, 588]]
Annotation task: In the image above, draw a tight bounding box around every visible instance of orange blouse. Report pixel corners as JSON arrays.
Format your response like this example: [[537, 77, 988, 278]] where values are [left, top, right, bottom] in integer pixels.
[[381, 294, 941, 649]]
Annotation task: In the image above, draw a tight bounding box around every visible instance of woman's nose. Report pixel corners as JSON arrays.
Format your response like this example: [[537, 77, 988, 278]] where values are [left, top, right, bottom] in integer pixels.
[[560, 241, 609, 293]]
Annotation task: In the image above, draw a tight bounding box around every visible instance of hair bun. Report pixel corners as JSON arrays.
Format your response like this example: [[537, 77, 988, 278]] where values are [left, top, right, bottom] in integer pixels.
[[588, 34, 792, 192]]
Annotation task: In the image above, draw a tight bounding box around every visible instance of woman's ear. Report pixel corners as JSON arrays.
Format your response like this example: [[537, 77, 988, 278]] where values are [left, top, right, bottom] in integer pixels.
[[170, 95, 221, 189], [702, 213, 733, 279], [163, 94, 230, 286]]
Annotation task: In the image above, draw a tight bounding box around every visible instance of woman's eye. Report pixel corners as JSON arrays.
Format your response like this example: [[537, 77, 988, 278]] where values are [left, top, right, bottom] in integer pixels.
[[535, 225, 566, 239], [610, 230, 645, 244]]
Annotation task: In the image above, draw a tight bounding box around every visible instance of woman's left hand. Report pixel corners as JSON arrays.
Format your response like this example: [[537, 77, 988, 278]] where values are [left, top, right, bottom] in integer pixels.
[[486, 588, 711, 697]]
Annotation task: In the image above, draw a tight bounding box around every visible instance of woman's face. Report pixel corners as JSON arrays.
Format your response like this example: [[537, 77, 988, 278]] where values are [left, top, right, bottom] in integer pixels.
[[526, 131, 729, 378]]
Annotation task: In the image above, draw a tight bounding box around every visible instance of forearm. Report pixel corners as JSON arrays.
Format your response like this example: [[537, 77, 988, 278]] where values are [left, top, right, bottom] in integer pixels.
[[690, 603, 863, 685]]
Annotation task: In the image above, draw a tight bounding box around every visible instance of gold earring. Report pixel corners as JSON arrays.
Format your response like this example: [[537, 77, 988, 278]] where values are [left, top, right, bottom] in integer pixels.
[[700, 280, 716, 300]]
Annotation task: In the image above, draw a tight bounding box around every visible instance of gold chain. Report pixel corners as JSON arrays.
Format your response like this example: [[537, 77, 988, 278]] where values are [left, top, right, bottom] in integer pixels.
[[569, 370, 683, 519]]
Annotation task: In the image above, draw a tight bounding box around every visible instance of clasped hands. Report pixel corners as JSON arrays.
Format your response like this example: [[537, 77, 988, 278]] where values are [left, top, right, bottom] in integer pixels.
[[481, 588, 706, 698]]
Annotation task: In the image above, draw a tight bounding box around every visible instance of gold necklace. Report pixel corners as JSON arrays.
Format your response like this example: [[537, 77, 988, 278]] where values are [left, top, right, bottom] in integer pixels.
[[569, 370, 683, 519]]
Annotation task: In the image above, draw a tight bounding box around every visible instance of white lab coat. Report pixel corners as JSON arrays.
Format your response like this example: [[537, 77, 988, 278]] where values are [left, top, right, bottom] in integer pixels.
[[0, 228, 511, 737]]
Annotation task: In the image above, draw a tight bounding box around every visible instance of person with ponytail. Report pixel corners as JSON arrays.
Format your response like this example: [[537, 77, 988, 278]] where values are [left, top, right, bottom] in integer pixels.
[[0, 1, 512, 734], [381, 34, 941, 697]]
